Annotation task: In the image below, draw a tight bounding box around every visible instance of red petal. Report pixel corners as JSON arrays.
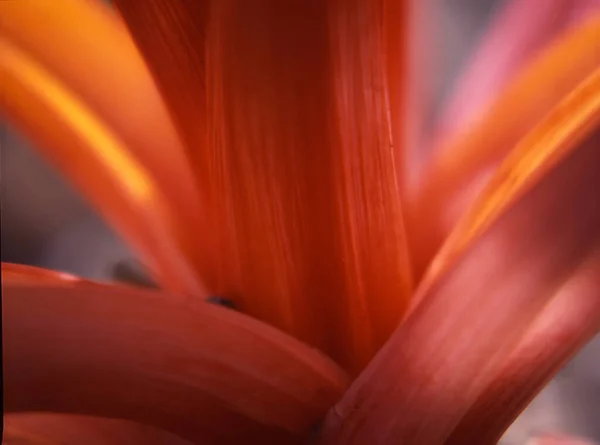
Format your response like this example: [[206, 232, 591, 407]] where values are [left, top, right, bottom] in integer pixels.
[[2, 262, 86, 285], [4, 413, 191, 445], [3, 281, 349, 444], [113, 0, 413, 371], [317, 70, 600, 445], [407, 15, 600, 278]]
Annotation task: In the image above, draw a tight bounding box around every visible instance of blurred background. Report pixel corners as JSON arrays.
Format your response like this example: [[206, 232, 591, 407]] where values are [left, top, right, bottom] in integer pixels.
[[1, 1, 599, 443]]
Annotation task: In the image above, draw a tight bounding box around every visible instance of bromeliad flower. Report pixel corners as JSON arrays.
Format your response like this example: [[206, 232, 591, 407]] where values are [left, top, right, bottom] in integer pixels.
[[1, 0, 600, 444]]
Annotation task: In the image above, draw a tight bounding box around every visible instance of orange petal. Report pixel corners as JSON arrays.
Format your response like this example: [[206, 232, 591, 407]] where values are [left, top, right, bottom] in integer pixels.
[[0, 0, 202, 230], [435, 0, 600, 142], [421, 68, 600, 445], [317, 71, 600, 444], [3, 281, 349, 444], [113, 0, 412, 371], [2, 262, 86, 285], [0, 37, 206, 297], [4, 413, 192, 445], [385, 0, 434, 190], [408, 14, 600, 277]]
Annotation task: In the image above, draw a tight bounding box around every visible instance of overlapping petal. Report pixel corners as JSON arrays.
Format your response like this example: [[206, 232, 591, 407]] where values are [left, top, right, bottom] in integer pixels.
[[3, 275, 349, 445], [4, 413, 192, 445], [435, 0, 600, 142], [407, 15, 600, 277], [113, 0, 413, 372], [317, 68, 600, 445], [0, 0, 202, 229], [0, 38, 206, 297]]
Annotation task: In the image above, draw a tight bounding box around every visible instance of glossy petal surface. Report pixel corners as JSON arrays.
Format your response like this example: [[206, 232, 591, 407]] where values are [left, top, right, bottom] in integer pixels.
[[2, 262, 86, 285], [436, 0, 600, 142], [4, 413, 191, 445], [3, 279, 349, 444], [318, 70, 600, 445], [408, 15, 600, 276], [113, 0, 412, 371], [0, 0, 202, 228], [0, 38, 206, 297]]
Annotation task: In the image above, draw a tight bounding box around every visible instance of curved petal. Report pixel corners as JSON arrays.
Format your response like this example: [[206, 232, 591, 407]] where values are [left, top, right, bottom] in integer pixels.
[[0, 0, 202, 230], [317, 71, 600, 444], [112, 0, 413, 371], [2, 262, 86, 285], [435, 0, 600, 142], [0, 37, 206, 297], [3, 280, 349, 445], [4, 413, 192, 445], [407, 15, 600, 277]]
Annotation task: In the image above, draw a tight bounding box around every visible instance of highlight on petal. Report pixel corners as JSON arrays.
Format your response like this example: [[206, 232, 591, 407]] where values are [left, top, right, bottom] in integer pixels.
[[0, 37, 206, 297], [435, 0, 600, 142], [4, 413, 192, 445], [407, 15, 600, 277], [384, 0, 434, 190], [317, 71, 600, 445], [425, 67, 600, 285], [2, 262, 86, 285], [3, 281, 349, 445], [0, 0, 202, 230], [113, 0, 413, 372]]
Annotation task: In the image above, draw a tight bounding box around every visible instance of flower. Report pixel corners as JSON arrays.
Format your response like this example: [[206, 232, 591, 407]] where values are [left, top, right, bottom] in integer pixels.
[[1, 0, 599, 444]]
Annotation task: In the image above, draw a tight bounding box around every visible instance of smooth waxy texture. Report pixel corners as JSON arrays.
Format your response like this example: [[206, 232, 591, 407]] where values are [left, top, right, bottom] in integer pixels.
[[3, 1, 600, 444], [4, 414, 192, 445], [408, 14, 600, 277], [0, 0, 201, 225], [318, 69, 600, 445], [436, 0, 600, 142], [113, 0, 413, 372], [3, 278, 349, 445], [2, 262, 85, 285], [0, 38, 206, 297]]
